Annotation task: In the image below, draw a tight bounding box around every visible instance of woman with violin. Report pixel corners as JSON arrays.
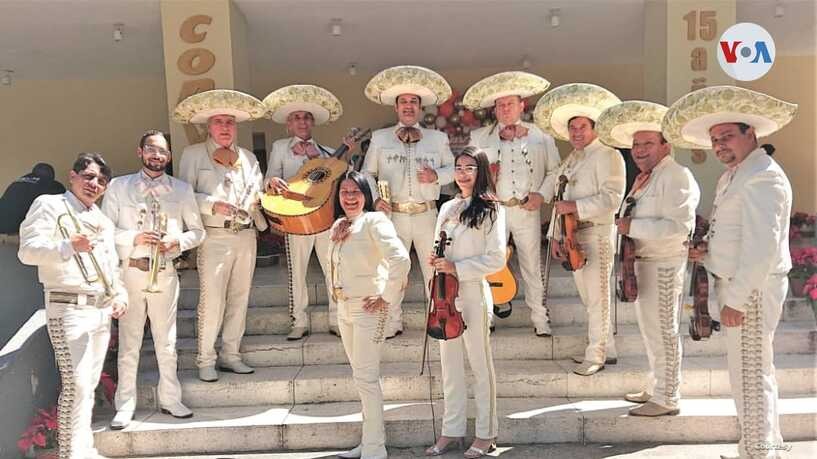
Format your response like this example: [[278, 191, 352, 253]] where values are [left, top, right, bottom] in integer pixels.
[[328, 171, 410, 459], [425, 147, 506, 458]]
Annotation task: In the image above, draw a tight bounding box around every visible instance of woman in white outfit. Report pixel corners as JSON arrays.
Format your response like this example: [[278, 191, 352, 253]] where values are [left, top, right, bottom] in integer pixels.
[[330, 171, 410, 459], [425, 147, 506, 458]]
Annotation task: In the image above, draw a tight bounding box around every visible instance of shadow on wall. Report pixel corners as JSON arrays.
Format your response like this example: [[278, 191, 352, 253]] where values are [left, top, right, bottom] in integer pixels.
[[0, 242, 44, 346]]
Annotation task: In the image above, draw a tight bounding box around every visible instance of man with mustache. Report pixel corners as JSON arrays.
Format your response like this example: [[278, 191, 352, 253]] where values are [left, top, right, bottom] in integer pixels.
[[666, 86, 797, 459], [176, 89, 268, 382], [19, 153, 128, 459], [597, 101, 700, 416], [102, 130, 205, 429], [363, 65, 455, 339]]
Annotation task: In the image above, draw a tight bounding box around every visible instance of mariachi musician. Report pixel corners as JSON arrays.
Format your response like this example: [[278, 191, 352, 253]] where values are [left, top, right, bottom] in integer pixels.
[[176, 89, 268, 383], [666, 86, 796, 459], [263, 84, 349, 340], [463, 71, 560, 336], [362, 65, 455, 339], [534, 83, 624, 376], [597, 101, 700, 416]]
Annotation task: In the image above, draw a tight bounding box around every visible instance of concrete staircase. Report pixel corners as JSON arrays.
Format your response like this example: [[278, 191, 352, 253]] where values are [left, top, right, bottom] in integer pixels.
[[94, 255, 817, 457]]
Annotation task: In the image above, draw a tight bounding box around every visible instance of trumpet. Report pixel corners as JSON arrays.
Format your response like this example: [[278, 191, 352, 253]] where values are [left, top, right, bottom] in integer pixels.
[[377, 180, 391, 205], [144, 198, 167, 293], [229, 164, 260, 233], [57, 199, 114, 300]]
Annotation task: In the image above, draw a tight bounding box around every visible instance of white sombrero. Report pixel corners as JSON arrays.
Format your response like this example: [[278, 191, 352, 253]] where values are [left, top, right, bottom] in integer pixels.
[[533, 83, 621, 141], [462, 71, 550, 110], [662, 86, 798, 149], [263, 84, 342, 125], [173, 89, 266, 124], [364, 65, 452, 107], [596, 101, 668, 149]]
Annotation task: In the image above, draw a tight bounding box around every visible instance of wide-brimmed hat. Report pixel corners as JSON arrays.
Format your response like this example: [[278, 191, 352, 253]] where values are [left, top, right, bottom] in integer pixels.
[[662, 86, 798, 149], [364, 65, 451, 107], [263, 84, 342, 125], [462, 71, 550, 110], [172, 89, 266, 124], [596, 101, 668, 149], [533, 83, 621, 141]]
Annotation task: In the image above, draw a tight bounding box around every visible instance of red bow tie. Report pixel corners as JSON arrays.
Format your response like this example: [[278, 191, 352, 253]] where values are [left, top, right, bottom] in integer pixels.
[[292, 140, 321, 158], [499, 124, 529, 142], [396, 127, 422, 144]]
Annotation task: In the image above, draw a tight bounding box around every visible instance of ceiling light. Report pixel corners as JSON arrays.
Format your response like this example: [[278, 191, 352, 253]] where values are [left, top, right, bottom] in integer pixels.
[[113, 23, 124, 42], [331, 19, 342, 37], [1, 70, 13, 86], [774, 2, 785, 18], [348, 63, 357, 76], [550, 9, 560, 28]]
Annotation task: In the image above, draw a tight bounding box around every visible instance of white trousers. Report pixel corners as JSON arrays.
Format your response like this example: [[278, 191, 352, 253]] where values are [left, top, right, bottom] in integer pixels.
[[389, 208, 436, 330], [285, 230, 335, 329], [573, 225, 618, 364], [115, 267, 182, 412], [45, 297, 111, 459], [718, 274, 786, 459], [633, 258, 685, 408], [196, 228, 257, 368], [338, 298, 388, 458], [504, 206, 549, 327], [439, 281, 498, 440]]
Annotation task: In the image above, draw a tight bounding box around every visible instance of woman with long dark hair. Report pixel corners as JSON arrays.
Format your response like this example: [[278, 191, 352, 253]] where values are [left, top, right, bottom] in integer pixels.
[[425, 147, 506, 458], [329, 171, 410, 459]]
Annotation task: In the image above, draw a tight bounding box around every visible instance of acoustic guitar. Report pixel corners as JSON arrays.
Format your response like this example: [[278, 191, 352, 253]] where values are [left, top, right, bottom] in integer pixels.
[[262, 128, 371, 235], [486, 244, 517, 318]]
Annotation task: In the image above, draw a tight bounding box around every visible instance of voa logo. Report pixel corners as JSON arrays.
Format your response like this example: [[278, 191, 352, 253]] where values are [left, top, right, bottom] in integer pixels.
[[717, 22, 776, 81]]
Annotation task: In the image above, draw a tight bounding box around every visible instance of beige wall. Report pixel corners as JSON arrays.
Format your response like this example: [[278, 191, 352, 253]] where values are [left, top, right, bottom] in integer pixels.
[[0, 77, 169, 188]]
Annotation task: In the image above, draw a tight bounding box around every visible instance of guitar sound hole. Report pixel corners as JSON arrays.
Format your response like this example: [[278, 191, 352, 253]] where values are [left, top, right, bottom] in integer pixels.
[[307, 168, 329, 183]]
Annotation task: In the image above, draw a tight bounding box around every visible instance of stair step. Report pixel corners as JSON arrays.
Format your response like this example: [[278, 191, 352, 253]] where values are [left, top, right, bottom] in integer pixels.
[[93, 396, 817, 457], [129, 354, 817, 409], [139, 321, 817, 371]]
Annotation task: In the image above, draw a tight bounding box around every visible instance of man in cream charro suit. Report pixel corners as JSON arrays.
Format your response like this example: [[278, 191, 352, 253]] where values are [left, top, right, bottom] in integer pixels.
[[363, 65, 455, 339], [534, 83, 624, 376], [102, 130, 205, 429], [464, 71, 560, 336], [668, 86, 797, 459], [263, 84, 347, 340], [597, 101, 700, 416], [19, 153, 128, 459], [175, 89, 268, 383]]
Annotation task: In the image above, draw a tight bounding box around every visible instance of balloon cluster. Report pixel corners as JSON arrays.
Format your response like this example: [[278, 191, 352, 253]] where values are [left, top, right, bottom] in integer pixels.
[[421, 90, 535, 152]]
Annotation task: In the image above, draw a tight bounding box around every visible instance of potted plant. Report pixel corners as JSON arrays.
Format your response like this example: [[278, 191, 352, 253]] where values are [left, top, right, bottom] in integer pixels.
[[792, 212, 816, 240], [789, 246, 817, 297], [17, 407, 58, 459], [802, 273, 817, 320]]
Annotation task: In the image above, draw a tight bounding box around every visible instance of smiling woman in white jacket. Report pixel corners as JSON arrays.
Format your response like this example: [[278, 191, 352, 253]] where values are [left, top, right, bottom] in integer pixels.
[[328, 171, 410, 459], [425, 147, 506, 459]]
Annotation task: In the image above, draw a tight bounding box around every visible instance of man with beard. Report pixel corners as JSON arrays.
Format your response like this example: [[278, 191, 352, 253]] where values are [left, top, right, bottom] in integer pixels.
[[363, 65, 455, 339], [534, 83, 624, 376], [19, 153, 128, 459], [176, 89, 268, 382], [666, 86, 797, 459], [102, 130, 205, 429], [464, 71, 560, 336], [596, 101, 700, 416]]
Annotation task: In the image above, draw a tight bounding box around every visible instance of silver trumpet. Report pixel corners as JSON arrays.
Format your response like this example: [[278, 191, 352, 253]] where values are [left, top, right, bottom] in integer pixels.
[[229, 164, 260, 233], [57, 199, 114, 299], [144, 198, 167, 293]]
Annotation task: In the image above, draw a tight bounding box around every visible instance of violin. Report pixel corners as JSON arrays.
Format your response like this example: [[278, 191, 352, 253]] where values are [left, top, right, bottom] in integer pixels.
[[688, 215, 720, 341], [555, 175, 586, 271], [425, 231, 466, 340], [616, 197, 638, 302]]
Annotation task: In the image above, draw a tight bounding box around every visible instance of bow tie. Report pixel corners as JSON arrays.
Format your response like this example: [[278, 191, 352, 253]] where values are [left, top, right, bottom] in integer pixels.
[[396, 127, 422, 144], [213, 147, 239, 167], [499, 124, 529, 142], [136, 176, 172, 196], [630, 171, 652, 195], [292, 140, 321, 158]]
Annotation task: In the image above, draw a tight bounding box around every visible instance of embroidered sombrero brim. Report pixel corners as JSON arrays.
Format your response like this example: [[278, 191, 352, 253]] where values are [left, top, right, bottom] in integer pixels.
[[365, 65, 452, 107], [596, 101, 668, 149], [662, 86, 798, 149], [173, 89, 266, 124], [462, 71, 550, 110], [263, 84, 342, 125], [533, 83, 621, 141]]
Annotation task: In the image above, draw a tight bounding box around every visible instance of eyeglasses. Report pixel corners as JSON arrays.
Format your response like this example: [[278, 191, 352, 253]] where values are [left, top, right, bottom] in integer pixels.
[[454, 165, 478, 174], [79, 172, 108, 187], [142, 145, 170, 156]]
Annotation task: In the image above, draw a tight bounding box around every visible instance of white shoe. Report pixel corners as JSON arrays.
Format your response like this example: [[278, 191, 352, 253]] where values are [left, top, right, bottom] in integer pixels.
[[337, 444, 362, 458], [198, 366, 218, 382], [385, 327, 403, 340], [534, 322, 552, 337], [571, 355, 618, 365], [110, 409, 133, 430], [574, 361, 605, 376], [161, 402, 193, 418], [287, 326, 309, 340], [624, 390, 651, 403], [218, 360, 255, 374]]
